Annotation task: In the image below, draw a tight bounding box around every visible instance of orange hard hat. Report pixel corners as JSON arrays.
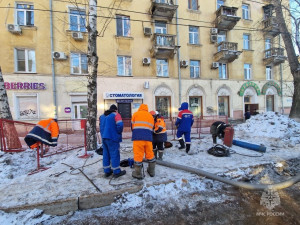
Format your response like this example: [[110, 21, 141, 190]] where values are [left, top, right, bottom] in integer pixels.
[[149, 111, 156, 116]]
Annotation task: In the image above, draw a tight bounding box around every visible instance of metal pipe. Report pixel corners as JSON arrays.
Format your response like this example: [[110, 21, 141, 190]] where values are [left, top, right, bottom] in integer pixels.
[[279, 36, 284, 114], [156, 160, 300, 190], [49, 0, 57, 118], [175, 0, 181, 106]]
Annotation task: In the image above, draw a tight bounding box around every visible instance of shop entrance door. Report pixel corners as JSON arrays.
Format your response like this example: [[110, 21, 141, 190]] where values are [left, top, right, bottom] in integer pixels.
[[118, 103, 132, 119]]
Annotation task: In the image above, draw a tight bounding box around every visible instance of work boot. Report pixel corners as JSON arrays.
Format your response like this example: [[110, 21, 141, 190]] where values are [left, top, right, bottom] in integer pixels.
[[147, 161, 156, 177], [186, 144, 191, 153], [153, 149, 158, 159], [158, 151, 163, 160], [104, 171, 113, 178], [113, 170, 126, 178], [132, 164, 143, 180], [178, 139, 185, 149]]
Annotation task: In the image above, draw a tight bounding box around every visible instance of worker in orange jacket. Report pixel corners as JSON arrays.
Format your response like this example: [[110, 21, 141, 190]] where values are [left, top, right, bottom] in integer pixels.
[[131, 104, 155, 179], [25, 118, 59, 150]]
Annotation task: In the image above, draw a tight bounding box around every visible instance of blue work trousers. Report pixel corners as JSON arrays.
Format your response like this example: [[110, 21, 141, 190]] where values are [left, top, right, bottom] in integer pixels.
[[176, 130, 191, 144], [102, 138, 121, 174]]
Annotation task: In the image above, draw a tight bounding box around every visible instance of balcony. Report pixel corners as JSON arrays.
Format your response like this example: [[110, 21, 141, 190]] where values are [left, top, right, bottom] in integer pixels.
[[150, 33, 179, 58], [214, 42, 242, 63], [215, 6, 241, 30], [150, 0, 178, 21], [262, 17, 280, 37], [263, 48, 287, 66]]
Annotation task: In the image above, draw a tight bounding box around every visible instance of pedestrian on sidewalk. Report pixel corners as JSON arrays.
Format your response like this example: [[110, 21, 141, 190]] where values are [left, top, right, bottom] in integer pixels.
[[175, 102, 194, 153], [244, 109, 251, 121], [210, 121, 231, 144], [131, 104, 155, 179], [150, 110, 167, 160], [24, 118, 59, 150], [100, 104, 126, 178]]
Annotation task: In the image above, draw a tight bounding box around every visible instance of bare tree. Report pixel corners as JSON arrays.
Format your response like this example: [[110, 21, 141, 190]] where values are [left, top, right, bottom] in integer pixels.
[[273, 0, 300, 121], [0, 67, 22, 149], [86, 0, 98, 151]]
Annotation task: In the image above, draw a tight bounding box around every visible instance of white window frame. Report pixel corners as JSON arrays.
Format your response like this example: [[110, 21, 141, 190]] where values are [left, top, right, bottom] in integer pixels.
[[72, 103, 88, 119], [244, 64, 252, 80], [14, 93, 39, 120], [265, 38, 272, 50], [189, 26, 199, 44], [242, 4, 250, 20], [188, 0, 198, 10], [156, 59, 169, 77], [266, 66, 272, 80], [70, 53, 88, 75], [69, 8, 86, 32], [15, 3, 34, 26], [116, 15, 131, 37], [14, 48, 36, 73], [155, 21, 167, 34], [218, 63, 227, 79], [190, 60, 200, 78], [243, 34, 250, 50], [117, 55, 132, 76]]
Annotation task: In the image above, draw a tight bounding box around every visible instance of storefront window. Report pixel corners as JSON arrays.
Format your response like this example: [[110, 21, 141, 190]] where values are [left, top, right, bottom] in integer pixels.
[[73, 103, 88, 119], [218, 96, 229, 116], [189, 97, 202, 118], [155, 96, 170, 118], [16, 95, 38, 119]]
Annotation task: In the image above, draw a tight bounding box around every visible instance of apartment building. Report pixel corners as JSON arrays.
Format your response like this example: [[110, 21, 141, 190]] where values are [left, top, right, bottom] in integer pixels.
[[0, 0, 293, 124]]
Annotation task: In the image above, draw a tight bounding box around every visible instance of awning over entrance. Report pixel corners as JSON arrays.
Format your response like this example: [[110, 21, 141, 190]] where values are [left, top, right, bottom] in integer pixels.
[[239, 81, 261, 96]]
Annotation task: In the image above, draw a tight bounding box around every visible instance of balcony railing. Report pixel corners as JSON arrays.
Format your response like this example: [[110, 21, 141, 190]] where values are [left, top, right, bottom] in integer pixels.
[[215, 6, 240, 30], [214, 41, 241, 63], [262, 17, 280, 37], [150, 0, 178, 20], [263, 47, 287, 65], [151, 33, 178, 57]]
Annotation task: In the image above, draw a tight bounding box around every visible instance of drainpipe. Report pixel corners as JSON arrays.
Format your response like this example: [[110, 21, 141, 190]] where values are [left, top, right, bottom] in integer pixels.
[[50, 0, 57, 118], [279, 36, 284, 114], [175, 0, 181, 106]]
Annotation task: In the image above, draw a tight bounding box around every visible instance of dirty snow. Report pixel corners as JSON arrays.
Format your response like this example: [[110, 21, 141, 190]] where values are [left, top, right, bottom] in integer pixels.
[[0, 112, 299, 224]]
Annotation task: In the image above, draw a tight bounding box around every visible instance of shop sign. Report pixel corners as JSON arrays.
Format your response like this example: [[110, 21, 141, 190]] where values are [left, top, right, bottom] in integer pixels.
[[64, 107, 71, 113], [116, 99, 133, 103], [4, 82, 46, 90], [104, 92, 144, 99]]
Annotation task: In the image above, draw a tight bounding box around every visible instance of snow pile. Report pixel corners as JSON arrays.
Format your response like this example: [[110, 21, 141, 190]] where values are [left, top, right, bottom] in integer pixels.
[[234, 112, 300, 146], [0, 209, 51, 225]]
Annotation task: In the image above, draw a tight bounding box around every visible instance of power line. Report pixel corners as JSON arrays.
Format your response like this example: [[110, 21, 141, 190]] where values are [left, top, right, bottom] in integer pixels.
[[0, 6, 276, 33]]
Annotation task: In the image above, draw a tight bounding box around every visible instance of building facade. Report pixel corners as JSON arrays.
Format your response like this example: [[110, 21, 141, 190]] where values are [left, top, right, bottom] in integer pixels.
[[0, 0, 293, 123]]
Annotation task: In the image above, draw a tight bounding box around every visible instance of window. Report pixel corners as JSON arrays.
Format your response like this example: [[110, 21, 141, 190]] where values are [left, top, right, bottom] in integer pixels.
[[188, 0, 198, 10], [242, 4, 250, 20], [15, 49, 36, 73], [156, 59, 168, 77], [189, 26, 199, 44], [73, 103, 88, 119], [70, 53, 88, 75], [265, 38, 272, 50], [244, 64, 252, 80], [69, 9, 86, 32], [190, 60, 200, 78], [117, 56, 132, 76], [218, 96, 229, 116], [156, 96, 170, 118], [16, 3, 34, 26], [116, 15, 131, 37], [189, 97, 202, 117], [218, 63, 227, 79], [243, 34, 250, 50], [266, 66, 272, 80], [217, 0, 224, 9], [155, 21, 167, 34], [16, 95, 38, 119]]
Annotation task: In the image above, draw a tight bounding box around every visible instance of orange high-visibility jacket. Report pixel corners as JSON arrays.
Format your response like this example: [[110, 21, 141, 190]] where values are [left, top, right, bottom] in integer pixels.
[[25, 118, 59, 148], [131, 104, 154, 142]]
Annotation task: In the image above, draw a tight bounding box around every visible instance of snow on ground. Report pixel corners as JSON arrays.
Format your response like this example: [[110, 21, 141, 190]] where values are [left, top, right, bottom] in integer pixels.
[[0, 112, 299, 224]]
